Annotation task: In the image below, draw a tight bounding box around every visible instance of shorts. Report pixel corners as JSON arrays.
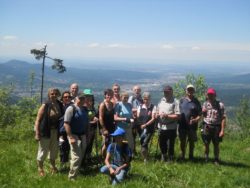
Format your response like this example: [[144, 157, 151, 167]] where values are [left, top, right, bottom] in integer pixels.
[[37, 129, 58, 161], [201, 124, 222, 145]]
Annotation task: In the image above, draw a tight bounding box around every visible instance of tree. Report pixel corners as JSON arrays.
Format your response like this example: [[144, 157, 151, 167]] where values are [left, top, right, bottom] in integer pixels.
[[173, 73, 208, 103], [235, 96, 250, 138], [29, 71, 35, 97], [30, 45, 66, 103], [0, 87, 16, 128]]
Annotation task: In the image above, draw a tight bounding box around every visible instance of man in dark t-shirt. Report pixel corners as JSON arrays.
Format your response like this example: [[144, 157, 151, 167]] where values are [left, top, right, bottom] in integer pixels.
[[179, 84, 202, 160]]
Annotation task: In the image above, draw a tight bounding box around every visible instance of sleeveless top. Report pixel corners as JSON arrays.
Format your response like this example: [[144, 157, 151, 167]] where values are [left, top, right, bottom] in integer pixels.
[[103, 103, 115, 133], [39, 100, 63, 138]]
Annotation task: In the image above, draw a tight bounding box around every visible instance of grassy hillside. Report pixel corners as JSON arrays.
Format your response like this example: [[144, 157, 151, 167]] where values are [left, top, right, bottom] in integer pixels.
[[0, 129, 249, 188]]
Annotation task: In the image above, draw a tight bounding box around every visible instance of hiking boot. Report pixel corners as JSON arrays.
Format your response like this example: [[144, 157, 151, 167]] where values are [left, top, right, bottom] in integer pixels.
[[161, 154, 167, 162], [51, 167, 58, 174], [204, 154, 209, 162], [168, 156, 174, 163], [214, 159, 220, 165], [189, 155, 194, 161]]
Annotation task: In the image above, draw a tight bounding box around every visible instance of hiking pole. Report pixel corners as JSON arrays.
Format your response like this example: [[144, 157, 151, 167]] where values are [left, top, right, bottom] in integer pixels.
[[154, 115, 160, 161], [95, 121, 100, 166], [148, 132, 154, 155], [154, 131, 159, 161], [185, 137, 189, 159]]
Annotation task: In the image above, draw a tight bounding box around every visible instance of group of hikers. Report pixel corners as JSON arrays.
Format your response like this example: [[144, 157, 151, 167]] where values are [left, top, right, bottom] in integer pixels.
[[34, 82, 226, 184]]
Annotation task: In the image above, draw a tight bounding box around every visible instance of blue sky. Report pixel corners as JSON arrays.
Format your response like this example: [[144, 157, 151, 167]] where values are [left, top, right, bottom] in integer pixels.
[[1, 0, 250, 63]]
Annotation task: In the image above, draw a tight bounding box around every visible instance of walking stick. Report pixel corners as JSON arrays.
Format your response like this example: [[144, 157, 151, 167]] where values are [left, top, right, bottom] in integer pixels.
[[148, 132, 154, 154], [154, 116, 160, 161], [95, 121, 100, 165], [154, 132, 159, 161]]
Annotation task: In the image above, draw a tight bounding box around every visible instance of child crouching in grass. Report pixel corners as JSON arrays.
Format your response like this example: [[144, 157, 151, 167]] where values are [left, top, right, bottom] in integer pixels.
[[100, 128, 132, 185]]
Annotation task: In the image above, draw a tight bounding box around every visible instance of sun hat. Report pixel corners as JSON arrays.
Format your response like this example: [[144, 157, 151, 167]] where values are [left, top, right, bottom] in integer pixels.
[[186, 84, 195, 90], [110, 128, 125, 137]]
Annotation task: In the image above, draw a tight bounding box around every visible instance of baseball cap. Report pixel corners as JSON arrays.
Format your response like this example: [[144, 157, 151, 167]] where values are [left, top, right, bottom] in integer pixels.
[[163, 85, 173, 92], [83, 89, 93, 96], [207, 88, 216, 95], [186, 84, 195, 90], [110, 128, 125, 137]]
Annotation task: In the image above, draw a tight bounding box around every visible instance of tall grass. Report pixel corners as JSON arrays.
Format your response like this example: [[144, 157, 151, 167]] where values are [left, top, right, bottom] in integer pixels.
[[0, 127, 249, 188]]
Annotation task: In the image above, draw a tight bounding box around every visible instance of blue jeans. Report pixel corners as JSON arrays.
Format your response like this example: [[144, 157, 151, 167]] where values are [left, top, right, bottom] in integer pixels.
[[100, 164, 128, 185]]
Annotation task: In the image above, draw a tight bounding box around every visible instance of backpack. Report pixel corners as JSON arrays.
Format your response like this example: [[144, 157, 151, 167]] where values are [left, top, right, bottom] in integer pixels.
[[203, 100, 223, 120], [59, 104, 76, 134]]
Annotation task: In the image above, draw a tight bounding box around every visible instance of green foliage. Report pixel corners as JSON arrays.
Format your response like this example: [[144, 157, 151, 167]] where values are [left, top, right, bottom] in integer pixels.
[[0, 86, 39, 140], [0, 87, 17, 128], [30, 49, 47, 60], [13, 96, 39, 139], [29, 71, 35, 97], [173, 73, 208, 103], [52, 59, 66, 73], [235, 96, 250, 138]]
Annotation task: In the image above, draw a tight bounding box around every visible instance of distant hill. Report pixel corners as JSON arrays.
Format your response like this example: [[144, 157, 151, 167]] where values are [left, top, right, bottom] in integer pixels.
[[1, 59, 250, 107], [214, 73, 250, 84], [0, 59, 161, 94]]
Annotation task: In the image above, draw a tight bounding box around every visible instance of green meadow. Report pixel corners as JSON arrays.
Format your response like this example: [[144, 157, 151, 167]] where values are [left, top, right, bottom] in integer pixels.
[[0, 128, 249, 188]]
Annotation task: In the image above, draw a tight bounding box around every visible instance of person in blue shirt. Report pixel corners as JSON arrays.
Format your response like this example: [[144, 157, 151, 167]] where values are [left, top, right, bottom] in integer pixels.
[[114, 92, 135, 152], [100, 128, 132, 185]]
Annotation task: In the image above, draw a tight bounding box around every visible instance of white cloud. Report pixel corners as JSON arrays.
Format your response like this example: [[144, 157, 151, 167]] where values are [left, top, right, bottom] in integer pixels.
[[1, 40, 250, 62], [107, 43, 135, 48], [162, 44, 175, 49], [3, 35, 18, 40], [34, 42, 56, 47], [192, 46, 201, 51], [87, 43, 101, 48]]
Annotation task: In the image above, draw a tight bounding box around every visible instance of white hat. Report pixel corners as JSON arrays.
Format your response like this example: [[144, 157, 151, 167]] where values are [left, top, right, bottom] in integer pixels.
[[186, 84, 195, 90]]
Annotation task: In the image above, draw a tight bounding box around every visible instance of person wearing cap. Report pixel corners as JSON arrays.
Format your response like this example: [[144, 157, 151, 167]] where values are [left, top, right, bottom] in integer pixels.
[[64, 92, 89, 180], [82, 89, 99, 164], [154, 85, 180, 162], [178, 84, 202, 161], [100, 128, 132, 185], [201, 88, 226, 165]]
